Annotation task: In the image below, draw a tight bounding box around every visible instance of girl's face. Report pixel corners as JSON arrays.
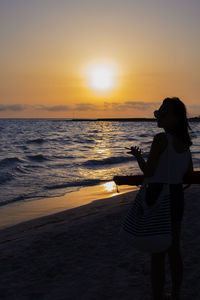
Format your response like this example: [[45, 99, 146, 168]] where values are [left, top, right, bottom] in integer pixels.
[[154, 102, 179, 131]]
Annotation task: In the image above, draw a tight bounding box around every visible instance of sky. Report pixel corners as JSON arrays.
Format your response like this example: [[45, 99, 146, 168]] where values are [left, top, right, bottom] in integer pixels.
[[0, 0, 200, 118]]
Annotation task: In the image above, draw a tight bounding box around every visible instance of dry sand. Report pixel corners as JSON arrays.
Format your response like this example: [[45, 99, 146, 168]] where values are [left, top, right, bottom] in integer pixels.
[[0, 185, 200, 300]]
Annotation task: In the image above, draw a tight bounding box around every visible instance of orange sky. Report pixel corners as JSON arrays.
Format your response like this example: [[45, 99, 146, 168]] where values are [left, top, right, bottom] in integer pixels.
[[0, 0, 200, 118]]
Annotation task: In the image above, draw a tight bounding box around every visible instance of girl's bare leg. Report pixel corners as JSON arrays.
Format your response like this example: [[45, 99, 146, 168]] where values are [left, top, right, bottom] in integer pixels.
[[151, 251, 166, 300], [167, 221, 183, 300]]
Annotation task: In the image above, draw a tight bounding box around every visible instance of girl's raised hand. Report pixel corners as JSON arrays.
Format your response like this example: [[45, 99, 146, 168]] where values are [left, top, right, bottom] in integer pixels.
[[125, 146, 142, 157]]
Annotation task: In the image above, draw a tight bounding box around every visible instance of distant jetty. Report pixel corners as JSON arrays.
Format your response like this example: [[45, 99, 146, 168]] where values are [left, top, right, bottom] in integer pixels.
[[71, 117, 200, 122], [72, 118, 155, 122], [188, 117, 200, 122]]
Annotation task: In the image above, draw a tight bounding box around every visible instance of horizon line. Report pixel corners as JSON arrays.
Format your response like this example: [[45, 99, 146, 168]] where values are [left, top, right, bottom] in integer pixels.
[[0, 116, 200, 121]]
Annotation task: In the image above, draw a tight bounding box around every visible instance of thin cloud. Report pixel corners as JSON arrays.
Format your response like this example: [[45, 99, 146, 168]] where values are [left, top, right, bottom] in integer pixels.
[[1, 102, 200, 116], [33, 103, 97, 111], [103, 101, 160, 111], [0, 104, 26, 111], [35, 105, 70, 111], [124, 101, 160, 110], [74, 103, 97, 111]]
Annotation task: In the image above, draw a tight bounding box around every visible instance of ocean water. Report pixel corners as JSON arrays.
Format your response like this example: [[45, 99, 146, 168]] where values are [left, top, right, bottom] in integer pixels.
[[0, 119, 199, 207]]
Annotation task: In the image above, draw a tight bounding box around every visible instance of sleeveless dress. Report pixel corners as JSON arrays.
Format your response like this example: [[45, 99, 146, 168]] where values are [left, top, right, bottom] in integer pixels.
[[145, 132, 191, 222]]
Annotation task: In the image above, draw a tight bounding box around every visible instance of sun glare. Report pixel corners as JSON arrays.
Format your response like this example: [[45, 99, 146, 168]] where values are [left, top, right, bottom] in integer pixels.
[[103, 181, 116, 192], [84, 63, 117, 91]]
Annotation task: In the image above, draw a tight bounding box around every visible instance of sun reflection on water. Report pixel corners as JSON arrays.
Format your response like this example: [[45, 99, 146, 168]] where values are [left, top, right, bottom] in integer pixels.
[[103, 181, 117, 192]]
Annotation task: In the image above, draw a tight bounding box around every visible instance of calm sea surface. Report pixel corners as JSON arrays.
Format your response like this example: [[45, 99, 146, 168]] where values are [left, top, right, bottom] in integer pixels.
[[0, 119, 199, 206]]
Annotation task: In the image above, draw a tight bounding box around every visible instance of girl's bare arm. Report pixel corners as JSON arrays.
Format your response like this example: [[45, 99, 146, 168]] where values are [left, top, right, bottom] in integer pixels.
[[143, 133, 164, 177], [126, 133, 164, 176]]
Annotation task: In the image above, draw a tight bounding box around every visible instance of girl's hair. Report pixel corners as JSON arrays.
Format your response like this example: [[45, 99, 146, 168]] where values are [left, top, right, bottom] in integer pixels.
[[163, 97, 193, 147]]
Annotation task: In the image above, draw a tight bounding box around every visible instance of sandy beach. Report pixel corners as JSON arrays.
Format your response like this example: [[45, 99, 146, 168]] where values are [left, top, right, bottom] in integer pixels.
[[0, 184, 200, 300]]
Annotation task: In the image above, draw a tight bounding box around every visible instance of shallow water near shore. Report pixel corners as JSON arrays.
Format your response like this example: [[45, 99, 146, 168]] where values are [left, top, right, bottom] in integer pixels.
[[0, 181, 138, 229]]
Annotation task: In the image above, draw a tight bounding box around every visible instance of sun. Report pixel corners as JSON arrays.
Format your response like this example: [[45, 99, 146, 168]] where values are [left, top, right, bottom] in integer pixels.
[[89, 66, 115, 91], [85, 63, 116, 91]]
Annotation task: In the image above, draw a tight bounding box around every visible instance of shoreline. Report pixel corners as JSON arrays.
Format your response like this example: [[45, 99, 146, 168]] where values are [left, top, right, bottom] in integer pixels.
[[0, 185, 139, 246], [0, 181, 138, 230]]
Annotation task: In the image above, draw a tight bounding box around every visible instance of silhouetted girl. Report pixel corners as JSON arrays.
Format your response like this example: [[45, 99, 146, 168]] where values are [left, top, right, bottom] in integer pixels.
[[128, 97, 193, 300]]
